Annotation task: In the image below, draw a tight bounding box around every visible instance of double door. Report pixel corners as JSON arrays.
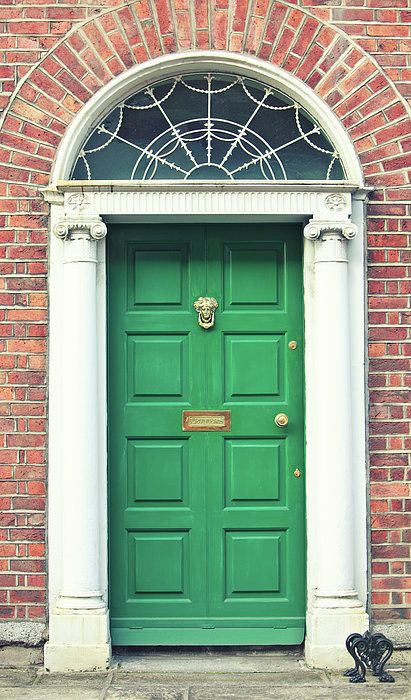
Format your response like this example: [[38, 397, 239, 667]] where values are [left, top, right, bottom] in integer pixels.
[[109, 223, 305, 645]]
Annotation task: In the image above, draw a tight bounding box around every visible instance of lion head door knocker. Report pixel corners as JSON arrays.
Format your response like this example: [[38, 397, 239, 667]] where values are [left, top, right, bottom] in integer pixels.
[[193, 297, 218, 330]]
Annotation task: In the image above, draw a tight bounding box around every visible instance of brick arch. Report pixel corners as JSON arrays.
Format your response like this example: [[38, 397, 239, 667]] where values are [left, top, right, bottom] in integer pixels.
[[1, 0, 409, 198]]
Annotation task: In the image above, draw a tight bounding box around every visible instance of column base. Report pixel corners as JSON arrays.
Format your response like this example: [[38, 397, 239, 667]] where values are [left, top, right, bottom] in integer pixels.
[[305, 594, 369, 669], [44, 606, 111, 672]]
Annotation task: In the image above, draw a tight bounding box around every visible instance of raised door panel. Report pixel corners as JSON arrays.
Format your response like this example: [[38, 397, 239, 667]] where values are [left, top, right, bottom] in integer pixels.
[[128, 531, 189, 596], [224, 334, 283, 401], [127, 439, 187, 506], [224, 245, 282, 309], [225, 531, 283, 596], [225, 439, 283, 507], [128, 334, 188, 400], [129, 246, 187, 309]]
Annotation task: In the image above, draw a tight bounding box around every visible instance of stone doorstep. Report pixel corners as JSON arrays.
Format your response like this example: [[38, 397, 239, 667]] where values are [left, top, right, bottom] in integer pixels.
[[0, 670, 411, 700], [0, 664, 410, 700], [114, 649, 305, 674], [1, 646, 411, 670], [0, 647, 410, 700]]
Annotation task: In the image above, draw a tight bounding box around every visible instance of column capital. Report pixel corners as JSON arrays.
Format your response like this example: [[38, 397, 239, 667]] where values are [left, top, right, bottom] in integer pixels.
[[303, 219, 357, 241], [53, 198, 107, 264], [53, 214, 107, 242]]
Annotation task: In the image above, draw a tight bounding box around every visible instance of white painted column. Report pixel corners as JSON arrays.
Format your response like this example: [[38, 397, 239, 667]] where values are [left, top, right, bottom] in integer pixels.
[[304, 215, 368, 669], [44, 203, 111, 672]]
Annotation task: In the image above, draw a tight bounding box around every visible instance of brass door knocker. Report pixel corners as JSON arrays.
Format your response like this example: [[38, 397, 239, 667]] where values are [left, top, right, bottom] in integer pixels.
[[194, 297, 218, 330]]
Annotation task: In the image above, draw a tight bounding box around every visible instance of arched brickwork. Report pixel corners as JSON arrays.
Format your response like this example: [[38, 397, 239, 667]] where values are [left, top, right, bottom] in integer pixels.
[[0, 0, 410, 631], [1, 0, 410, 194]]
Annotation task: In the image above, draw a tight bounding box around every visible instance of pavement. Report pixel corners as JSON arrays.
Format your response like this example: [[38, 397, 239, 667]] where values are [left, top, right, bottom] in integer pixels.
[[1, 647, 411, 699]]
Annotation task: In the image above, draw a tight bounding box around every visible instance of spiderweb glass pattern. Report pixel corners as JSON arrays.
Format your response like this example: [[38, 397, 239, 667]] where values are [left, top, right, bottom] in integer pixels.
[[71, 73, 345, 181]]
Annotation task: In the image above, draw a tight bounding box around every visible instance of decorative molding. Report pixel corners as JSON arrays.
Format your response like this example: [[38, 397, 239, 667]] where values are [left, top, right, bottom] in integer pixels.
[[304, 215, 358, 263], [66, 193, 92, 212], [324, 193, 347, 211], [303, 217, 357, 264], [53, 215, 107, 242], [303, 219, 357, 241], [40, 187, 64, 206], [51, 188, 355, 220], [55, 181, 361, 193]]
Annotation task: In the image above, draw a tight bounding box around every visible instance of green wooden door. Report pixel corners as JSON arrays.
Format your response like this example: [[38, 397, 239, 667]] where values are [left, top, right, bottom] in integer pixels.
[[108, 223, 305, 645]]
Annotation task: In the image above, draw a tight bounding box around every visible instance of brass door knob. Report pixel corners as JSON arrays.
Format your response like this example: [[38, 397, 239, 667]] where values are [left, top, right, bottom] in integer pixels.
[[274, 413, 288, 427]]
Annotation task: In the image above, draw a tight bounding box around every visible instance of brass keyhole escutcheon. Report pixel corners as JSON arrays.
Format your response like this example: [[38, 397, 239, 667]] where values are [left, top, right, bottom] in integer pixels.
[[288, 340, 298, 350], [294, 468, 301, 478], [274, 413, 289, 427]]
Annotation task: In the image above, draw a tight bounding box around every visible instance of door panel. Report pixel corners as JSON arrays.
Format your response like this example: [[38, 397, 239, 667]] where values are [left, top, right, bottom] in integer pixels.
[[225, 439, 282, 505], [223, 244, 282, 309], [109, 223, 305, 645], [224, 334, 282, 400]]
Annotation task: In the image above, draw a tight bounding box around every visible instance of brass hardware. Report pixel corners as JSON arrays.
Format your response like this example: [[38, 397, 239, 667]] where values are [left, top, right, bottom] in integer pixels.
[[288, 340, 298, 350], [274, 413, 289, 427], [293, 468, 301, 478], [182, 410, 231, 432], [194, 296, 218, 329]]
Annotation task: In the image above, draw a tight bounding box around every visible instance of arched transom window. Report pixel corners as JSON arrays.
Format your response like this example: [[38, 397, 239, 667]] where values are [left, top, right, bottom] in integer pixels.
[[71, 73, 346, 182]]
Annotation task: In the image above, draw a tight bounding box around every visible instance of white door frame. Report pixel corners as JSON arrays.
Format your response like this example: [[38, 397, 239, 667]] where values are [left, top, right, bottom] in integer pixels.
[[42, 52, 369, 672]]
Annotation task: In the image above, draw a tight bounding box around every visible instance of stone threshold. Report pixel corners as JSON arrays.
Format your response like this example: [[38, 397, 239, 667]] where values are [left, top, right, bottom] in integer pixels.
[[113, 646, 304, 674]]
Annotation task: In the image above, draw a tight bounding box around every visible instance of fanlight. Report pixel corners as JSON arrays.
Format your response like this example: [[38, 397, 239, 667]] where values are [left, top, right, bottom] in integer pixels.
[[71, 73, 345, 182]]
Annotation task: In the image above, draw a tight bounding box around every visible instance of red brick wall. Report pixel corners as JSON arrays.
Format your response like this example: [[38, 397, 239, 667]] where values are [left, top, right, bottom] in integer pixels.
[[0, 0, 410, 633]]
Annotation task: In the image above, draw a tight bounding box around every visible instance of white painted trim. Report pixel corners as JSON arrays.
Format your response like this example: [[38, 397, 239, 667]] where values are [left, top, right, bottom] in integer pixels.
[[50, 51, 364, 186], [47, 184, 368, 669], [45, 52, 368, 671], [50, 187, 357, 220]]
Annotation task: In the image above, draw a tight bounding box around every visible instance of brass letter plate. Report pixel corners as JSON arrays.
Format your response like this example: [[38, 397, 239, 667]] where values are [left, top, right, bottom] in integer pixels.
[[182, 410, 231, 432]]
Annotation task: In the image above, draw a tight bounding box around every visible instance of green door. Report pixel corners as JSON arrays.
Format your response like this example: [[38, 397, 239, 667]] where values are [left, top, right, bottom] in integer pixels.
[[108, 223, 305, 645]]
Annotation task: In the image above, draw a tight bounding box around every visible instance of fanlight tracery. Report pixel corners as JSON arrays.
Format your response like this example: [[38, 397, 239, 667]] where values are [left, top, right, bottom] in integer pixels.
[[71, 73, 345, 182]]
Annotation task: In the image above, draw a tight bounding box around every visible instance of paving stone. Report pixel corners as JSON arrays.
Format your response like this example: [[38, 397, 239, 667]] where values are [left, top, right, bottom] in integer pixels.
[[106, 685, 188, 700], [187, 684, 411, 700], [0, 646, 43, 668], [0, 650, 410, 700], [111, 671, 327, 685], [37, 671, 109, 688], [327, 669, 410, 686], [174, 670, 328, 687], [0, 669, 37, 687], [0, 689, 101, 699]]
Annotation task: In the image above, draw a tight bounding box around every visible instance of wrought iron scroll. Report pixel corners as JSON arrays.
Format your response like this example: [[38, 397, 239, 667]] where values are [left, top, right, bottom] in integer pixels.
[[344, 631, 395, 683], [71, 73, 345, 182]]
